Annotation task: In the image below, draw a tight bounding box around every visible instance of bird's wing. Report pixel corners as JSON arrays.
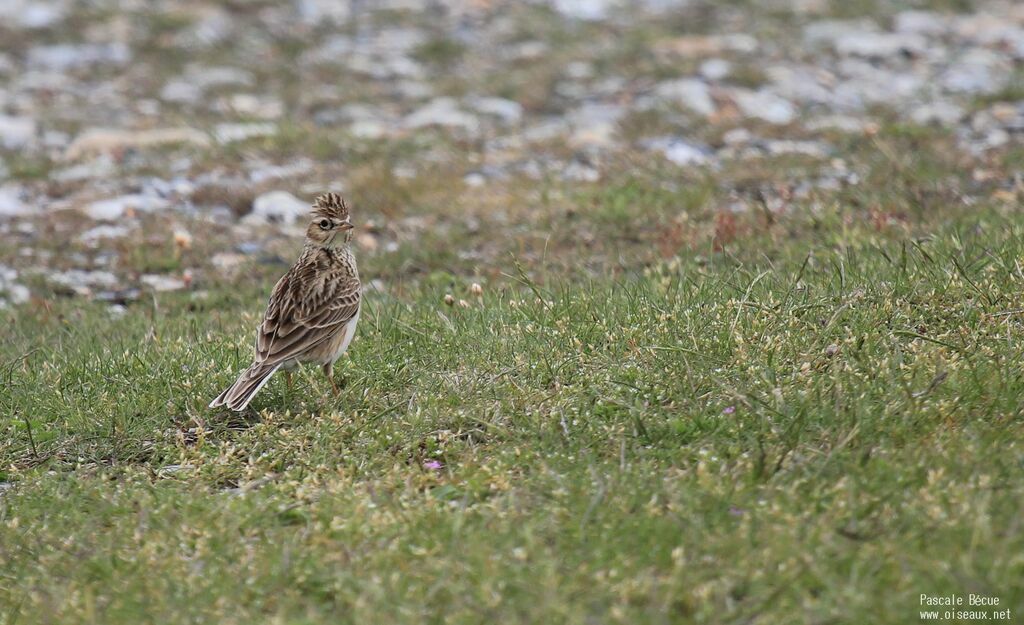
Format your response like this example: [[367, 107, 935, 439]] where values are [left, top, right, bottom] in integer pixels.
[[254, 260, 361, 366]]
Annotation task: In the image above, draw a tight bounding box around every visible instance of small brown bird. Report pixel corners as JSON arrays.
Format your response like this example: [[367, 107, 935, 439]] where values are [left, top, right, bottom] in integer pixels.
[[210, 192, 361, 411]]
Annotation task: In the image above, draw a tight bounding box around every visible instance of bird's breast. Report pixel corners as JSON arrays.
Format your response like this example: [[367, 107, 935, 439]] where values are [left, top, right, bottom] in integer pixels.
[[302, 308, 360, 365]]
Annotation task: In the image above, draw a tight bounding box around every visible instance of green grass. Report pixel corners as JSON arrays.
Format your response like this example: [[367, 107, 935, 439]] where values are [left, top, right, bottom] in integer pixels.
[[2, 204, 1023, 623]]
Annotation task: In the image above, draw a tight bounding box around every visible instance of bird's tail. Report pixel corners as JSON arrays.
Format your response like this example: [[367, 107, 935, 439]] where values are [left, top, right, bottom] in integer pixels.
[[209, 362, 281, 412]]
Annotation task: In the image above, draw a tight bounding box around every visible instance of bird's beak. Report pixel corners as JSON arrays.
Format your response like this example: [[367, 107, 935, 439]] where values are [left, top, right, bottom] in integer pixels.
[[339, 219, 354, 231]]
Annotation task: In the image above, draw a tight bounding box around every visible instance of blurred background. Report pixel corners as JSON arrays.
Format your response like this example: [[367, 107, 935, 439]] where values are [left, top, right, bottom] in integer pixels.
[[0, 0, 1021, 308]]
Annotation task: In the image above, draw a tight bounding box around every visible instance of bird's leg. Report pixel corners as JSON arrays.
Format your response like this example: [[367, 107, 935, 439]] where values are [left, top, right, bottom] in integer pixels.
[[285, 370, 293, 393], [324, 363, 340, 396]]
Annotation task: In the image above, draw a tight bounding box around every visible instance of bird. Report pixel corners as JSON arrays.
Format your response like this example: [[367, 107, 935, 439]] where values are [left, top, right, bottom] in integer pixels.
[[210, 192, 361, 411]]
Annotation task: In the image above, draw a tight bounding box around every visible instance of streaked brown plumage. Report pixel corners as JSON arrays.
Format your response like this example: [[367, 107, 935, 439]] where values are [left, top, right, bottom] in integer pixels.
[[210, 192, 361, 411]]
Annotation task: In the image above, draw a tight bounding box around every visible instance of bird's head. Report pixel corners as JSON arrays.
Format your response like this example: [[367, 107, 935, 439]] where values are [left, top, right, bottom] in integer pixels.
[[306, 192, 354, 248]]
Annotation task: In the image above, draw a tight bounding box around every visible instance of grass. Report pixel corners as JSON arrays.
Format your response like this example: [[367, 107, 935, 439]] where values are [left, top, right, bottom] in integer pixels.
[[2, 196, 1024, 622]]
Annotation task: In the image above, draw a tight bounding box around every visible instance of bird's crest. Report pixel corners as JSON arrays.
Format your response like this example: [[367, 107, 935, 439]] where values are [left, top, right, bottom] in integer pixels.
[[311, 192, 349, 220]]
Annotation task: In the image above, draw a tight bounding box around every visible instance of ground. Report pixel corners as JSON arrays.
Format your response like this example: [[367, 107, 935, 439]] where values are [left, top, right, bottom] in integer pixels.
[[1, 0, 1023, 623]]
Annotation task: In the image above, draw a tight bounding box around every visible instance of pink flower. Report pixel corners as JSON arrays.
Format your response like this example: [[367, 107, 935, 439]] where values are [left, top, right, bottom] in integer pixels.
[[423, 460, 442, 470], [722, 406, 735, 414]]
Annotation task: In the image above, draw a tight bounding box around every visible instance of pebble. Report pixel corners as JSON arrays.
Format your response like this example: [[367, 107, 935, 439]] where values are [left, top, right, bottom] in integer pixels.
[[350, 120, 389, 139], [464, 172, 487, 187], [214, 122, 277, 144], [765, 140, 831, 158], [211, 252, 247, 274], [911, 102, 965, 126], [0, 265, 30, 306], [79, 224, 131, 243], [0, 0, 66, 29], [561, 161, 601, 182], [568, 103, 626, 147], [85, 195, 170, 221], [653, 79, 715, 116], [48, 270, 120, 295], [405, 98, 481, 134], [52, 155, 117, 182], [0, 186, 30, 218], [552, 0, 613, 21], [0, 115, 37, 149], [220, 94, 284, 120], [249, 159, 314, 183], [941, 49, 1007, 94], [141, 274, 187, 292], [804, 19, 879, 46], [644, 137, 711, 166], [656, 34, 757, 57], [700, 59, 732, 81], [248, 190, 310, 225], [467, 97, 524, 125], [894, 11, 950, 36], [295, 0, 351, 25], [27, 43, 130, 70], [833, 31, 927, 58], [806, 115, 871, 134], [732, 89, 798, 125]]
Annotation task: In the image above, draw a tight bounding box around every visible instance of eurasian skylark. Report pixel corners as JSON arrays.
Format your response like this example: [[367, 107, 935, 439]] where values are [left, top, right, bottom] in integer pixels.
[[209, 192, 361, 411]]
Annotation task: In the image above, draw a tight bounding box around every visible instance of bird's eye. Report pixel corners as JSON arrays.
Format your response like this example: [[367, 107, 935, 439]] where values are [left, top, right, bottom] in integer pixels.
[[319, 219, 332, 230]]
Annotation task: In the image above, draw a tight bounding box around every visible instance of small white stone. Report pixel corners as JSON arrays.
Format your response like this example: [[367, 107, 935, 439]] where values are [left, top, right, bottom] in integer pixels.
[[765, 140, 831, 158], [84, 195, 169, 221], [645, 137, 711, 166], [404, 98, 480, 134], [833, 32, 927, 58], [160, 80, 201, 104], [6, 283, 30, 305], [248, 159, 314, 183], [0, 1, 66, 28], [722, 128, 752, 145], [48, 269, 119, 293], [805, 115, 870, 134], [0, 264, 28, 304], [552, 0, 613, 21], [211, 252, 247, 273], [463, 172, 487, 187], [467, 97, 524, 125], [653, 79, 715, 116], [223, 94, 283, 120], [53, 155, 117, 182], [79, 224, 130, 243], [295, 0, 351, 24], [0, 186, 30, 217], [894, 11, 949, 36], [249, 190, 310, 225], [567, 102, 626, 147], [141, 274, 186, 292], [804, 19, 879, 46], [214, 122, 277, 144], [349, 120, 389, 139], [699, 59, 731, 81], [27, 42, 130, 70], [911, 102, 964, 125], [0, 115, 36, 149], [941, 50, 1007, 94], [565, 61, 593, 79], [732, 89, 797, 125], [562, 161, 601, 182]]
